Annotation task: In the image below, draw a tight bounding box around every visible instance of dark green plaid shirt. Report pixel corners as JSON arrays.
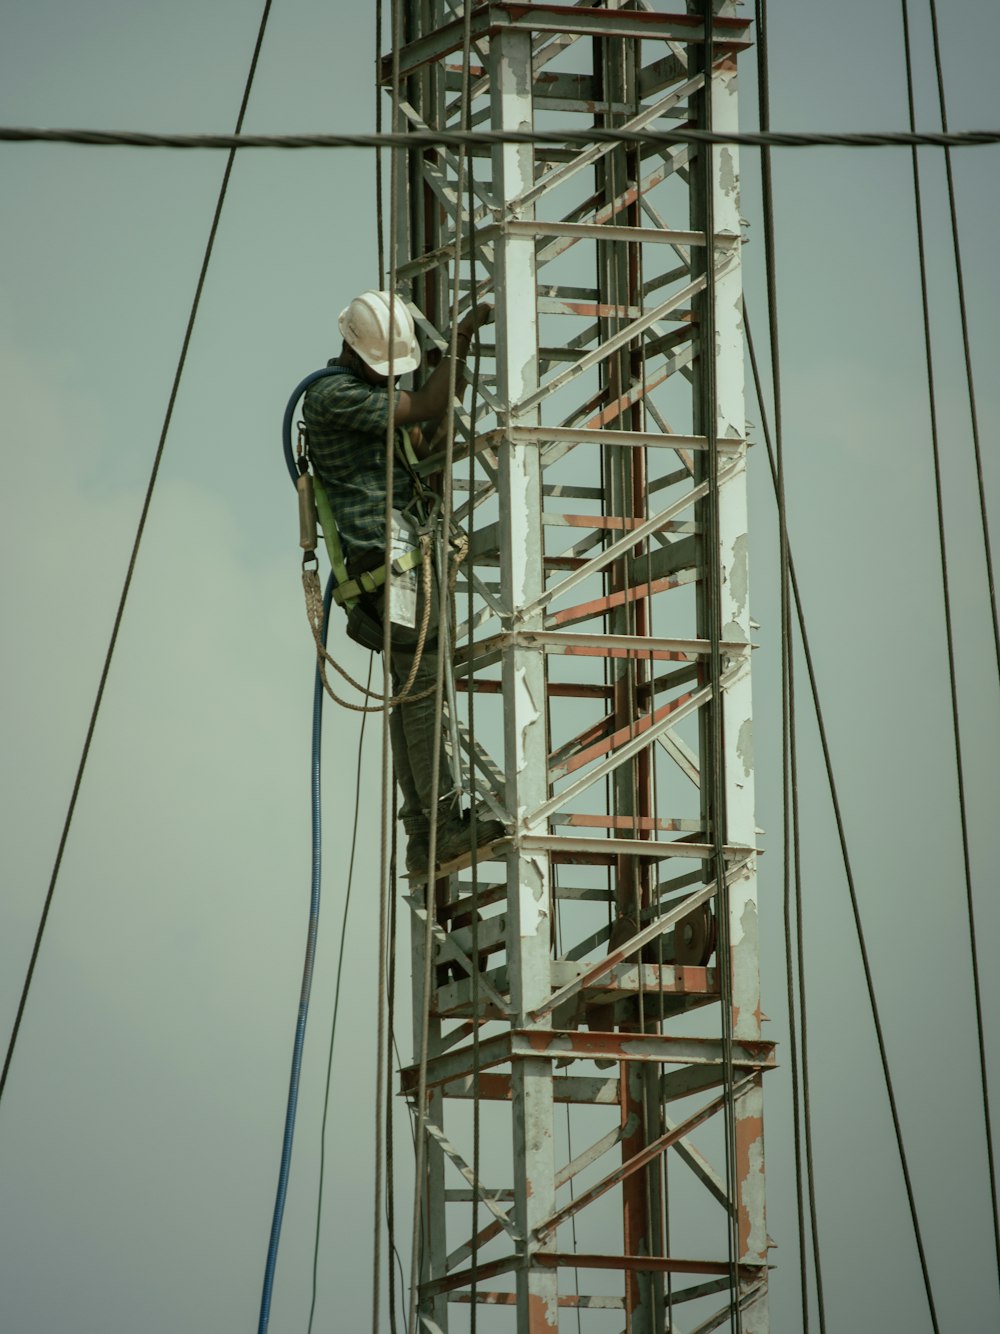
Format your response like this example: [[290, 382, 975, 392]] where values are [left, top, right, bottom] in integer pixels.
[[303, 364, 415, 562]]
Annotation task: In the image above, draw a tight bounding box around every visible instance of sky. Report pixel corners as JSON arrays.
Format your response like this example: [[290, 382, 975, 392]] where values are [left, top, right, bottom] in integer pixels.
[[1, 2, 999, 1332]]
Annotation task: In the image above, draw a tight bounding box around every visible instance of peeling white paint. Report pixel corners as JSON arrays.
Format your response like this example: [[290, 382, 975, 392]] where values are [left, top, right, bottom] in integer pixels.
[[719, 145, 737, 198], [514, 664, 541, 784], [730, 532, 749, 619], [517, 852, 550, 936], [737, 717, 753, 779], [730, 889, 759, 976]]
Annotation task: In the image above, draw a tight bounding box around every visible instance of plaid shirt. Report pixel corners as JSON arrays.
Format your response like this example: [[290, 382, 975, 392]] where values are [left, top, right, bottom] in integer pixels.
[[303, 363, 416, 561]]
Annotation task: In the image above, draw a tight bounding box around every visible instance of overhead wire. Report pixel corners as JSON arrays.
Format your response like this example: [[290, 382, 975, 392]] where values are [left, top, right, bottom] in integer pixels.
[[3, 124, 1000, 150], [0, 0, 275, 1112], [906, 0, 997, 1296]]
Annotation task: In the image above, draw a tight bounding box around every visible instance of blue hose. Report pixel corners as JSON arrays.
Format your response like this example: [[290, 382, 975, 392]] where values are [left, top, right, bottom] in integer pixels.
[[257, 571, 333, 1334], [258, 372, 342, 1332], [281, 367, 343, 484]]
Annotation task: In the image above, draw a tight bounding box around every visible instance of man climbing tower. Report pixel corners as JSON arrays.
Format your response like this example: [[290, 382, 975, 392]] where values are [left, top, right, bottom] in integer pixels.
[[303, 289, 503, 875]]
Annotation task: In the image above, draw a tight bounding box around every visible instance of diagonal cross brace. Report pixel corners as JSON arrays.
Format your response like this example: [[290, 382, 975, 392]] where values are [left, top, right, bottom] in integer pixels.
[[423, 1118, 521, 1241], [512, 72, 707, 210], [408, 901, 510, 1015], [528, 658, 746, 827], [528, 858, 753, 1023], [533, 1075, 756, 1241], [517, 458, 742, 618], [513, 276, 709, 418]]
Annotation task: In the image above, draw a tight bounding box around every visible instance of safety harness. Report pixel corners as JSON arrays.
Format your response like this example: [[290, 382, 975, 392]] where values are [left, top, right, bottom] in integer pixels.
[[290, 367, 433, 609]]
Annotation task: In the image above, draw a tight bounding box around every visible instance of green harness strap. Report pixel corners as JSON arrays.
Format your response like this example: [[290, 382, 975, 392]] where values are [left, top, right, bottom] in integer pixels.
[[312, 425, 425, 610]]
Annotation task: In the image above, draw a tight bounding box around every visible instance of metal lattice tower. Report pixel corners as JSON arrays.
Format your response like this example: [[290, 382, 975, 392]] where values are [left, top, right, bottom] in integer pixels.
[[383, 4, 773, 1329]]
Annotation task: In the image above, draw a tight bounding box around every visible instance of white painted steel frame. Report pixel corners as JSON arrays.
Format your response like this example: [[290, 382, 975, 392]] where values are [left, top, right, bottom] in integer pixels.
[[386, 4, 771, 1331]]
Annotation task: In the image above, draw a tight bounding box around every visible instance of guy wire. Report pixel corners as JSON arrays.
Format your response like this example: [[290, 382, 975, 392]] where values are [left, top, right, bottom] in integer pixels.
[[0, 0, 275, 1112], [745, 306, 942, 1330], [754, 2, 824, 1327]]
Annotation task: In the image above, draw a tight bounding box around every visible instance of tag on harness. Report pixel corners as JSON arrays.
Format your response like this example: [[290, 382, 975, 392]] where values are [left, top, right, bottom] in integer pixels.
[[388, 509, 419, 630]]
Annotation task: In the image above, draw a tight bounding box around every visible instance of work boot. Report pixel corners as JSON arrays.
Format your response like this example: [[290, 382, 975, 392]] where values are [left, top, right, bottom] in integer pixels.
[[407, 801, 506, 875], [405, 830, 430, 876], [434, 808, 506, 866]]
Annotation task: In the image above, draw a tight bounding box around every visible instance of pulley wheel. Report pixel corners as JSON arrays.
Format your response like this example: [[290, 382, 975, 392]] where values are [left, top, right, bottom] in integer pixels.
[[674, 903, 716, 967]]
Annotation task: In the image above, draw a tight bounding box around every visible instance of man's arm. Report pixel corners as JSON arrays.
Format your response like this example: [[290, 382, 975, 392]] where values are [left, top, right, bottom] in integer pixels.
[[393, 304, 492, 439]]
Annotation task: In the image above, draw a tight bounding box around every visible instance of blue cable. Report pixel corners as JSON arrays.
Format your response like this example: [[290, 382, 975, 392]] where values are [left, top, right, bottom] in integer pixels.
[[258, 372, 342, 1333]]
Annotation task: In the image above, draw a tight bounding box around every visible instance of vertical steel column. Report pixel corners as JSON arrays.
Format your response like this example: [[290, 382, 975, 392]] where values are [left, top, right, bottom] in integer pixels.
[[491, 26, 559, 1331], [691, 3, 768, 1325], [708, 33, 770, 1330], [595, 30, 662, 1334]]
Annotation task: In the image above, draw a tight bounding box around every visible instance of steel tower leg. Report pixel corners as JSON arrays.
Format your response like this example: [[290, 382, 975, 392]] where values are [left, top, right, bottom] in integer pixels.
[[383, 5, 772, 1330]]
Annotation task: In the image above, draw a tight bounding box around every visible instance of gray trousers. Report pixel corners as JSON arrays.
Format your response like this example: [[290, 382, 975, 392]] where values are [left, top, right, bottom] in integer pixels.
[[379, 568, 456, 835]]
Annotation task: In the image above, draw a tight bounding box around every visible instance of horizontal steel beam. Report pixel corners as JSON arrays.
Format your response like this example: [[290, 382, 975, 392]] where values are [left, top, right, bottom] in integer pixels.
[[503, 219, 737, 248], [381, 5, 750, 82], [400, 1029, 776, 1095], [507, 425, 744, 453], [437, 1071, 621, 1104], [528, 879, 721, 1021], [455, 630, 751, 675]]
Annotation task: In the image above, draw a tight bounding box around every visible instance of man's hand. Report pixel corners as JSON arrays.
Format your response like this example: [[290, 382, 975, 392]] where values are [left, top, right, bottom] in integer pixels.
[[457, 302, 493, 342], [395, 303, 494, 428]]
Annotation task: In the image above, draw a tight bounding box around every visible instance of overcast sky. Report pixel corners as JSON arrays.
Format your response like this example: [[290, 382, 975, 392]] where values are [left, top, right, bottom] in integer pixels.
[[1, 2, 999, 1332]]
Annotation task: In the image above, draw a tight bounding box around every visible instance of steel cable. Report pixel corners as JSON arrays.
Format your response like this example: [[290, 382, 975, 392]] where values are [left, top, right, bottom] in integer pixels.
[[754, 3, 826, 1328], [405, 13, 476, 1321], [0, 0, 275, 1112], [386, 787, 402, 1334], [308, 655, 375, 1333], [3, 124, 999, 150], [452, 5, 486, 1324], [899, 5, 989, 1324], [745, 308, 943, 1333], [373, 0, 405, 1325], [924, 0, 1000, 1288]]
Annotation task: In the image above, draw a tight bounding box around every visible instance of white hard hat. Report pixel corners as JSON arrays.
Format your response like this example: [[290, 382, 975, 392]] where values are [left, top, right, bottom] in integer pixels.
[[338, 290, 421, 376]]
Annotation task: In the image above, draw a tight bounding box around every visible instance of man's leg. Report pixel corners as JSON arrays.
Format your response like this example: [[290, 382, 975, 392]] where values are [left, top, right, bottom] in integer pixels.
[[386, 569, 505, 871]]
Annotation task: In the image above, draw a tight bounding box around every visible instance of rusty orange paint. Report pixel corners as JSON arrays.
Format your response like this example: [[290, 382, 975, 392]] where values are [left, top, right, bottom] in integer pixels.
[[548, 573, 686, 629], [527, 1290, 558, 1331], [735, 1108, 765, 1260], [561, 689, 695, 773]]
